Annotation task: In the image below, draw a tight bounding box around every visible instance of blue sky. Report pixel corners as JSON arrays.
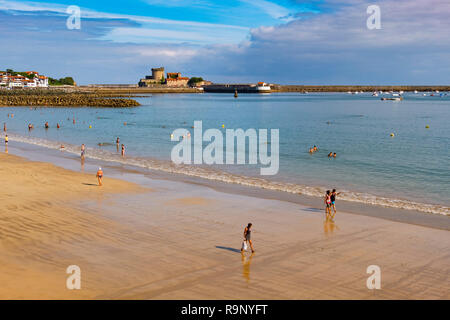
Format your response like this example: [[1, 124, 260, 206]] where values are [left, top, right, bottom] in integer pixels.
[[1, 0, 449, 84]]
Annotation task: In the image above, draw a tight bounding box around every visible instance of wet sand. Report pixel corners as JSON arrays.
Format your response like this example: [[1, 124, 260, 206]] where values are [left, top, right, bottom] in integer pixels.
[[0, 152, 449, 299]]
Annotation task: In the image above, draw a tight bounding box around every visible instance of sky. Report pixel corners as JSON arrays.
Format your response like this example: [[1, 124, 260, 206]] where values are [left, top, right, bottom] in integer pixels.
[[0, 0, 449, 85]]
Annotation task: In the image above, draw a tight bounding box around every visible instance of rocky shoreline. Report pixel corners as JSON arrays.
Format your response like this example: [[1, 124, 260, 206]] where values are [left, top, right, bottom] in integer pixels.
[[0, 90, 140, 107]]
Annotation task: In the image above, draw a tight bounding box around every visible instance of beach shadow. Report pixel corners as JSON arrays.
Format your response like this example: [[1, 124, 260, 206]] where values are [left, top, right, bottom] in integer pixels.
[[82, 183, 98, 186], [303, 207, 322, 213], [216, 246, 241, 253]]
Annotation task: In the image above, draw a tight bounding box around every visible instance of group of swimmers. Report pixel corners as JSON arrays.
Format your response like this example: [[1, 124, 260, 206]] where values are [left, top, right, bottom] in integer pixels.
[[328, 152, 337, 158], [324, 189, 340, 220], [309, 145, 337, 158], [309, 145, 319, 154]]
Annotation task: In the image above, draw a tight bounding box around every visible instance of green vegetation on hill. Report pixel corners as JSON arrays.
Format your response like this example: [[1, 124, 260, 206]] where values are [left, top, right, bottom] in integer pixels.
[[48, 77, 75, 86], [188, 77, 204, 86]]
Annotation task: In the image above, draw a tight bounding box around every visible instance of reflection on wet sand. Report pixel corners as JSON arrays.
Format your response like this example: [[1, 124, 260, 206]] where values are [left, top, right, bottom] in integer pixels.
[[241, 252, 254, 284], [323, 218, 339, 236]]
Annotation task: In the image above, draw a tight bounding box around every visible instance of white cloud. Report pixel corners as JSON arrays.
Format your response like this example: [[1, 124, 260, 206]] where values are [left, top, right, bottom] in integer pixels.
[[240, 0, 293, 20], [0, 0, 249, 45]]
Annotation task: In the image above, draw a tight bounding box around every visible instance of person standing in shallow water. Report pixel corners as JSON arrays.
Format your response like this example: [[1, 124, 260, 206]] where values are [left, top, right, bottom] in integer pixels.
[[241, 223, 255, 253], [81, 144, 85, 159], [121, 144, 125, 157]]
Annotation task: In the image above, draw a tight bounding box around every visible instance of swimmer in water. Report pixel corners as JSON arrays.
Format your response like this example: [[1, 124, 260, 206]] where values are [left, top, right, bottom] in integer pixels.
[[309, 148, 314, 154], [333, 153, 337, 158], [96, 167, 103, 186], [45, 122, 49, 129], [57, 123, 60, 129], [328, 152, 333, 158], [3, 123, 6, 132], [313, 145, 318, 152]]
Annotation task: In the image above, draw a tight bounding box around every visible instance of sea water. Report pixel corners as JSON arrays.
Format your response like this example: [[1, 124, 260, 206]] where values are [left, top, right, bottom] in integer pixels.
[[1, 92, 449, 215]]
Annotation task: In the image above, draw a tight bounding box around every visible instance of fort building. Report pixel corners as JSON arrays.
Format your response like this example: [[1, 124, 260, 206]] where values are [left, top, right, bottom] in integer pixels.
[[139, 67, 190, 87], [138, 67, 166, 87]]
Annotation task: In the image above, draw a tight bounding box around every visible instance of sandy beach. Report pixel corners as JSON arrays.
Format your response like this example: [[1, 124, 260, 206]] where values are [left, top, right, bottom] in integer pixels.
[[0, 152, 448, 300]]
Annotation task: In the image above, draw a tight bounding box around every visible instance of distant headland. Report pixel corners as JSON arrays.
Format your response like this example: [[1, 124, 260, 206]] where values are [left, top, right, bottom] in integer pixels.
[[2, 66, 449, 97]]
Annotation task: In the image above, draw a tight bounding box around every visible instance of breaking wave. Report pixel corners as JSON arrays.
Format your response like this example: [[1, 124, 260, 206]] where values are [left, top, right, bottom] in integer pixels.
[[7, 133, 449, 216]]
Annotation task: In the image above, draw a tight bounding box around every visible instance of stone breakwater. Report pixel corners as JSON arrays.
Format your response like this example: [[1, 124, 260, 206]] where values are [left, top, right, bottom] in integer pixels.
[[0, 93, 140, 107]]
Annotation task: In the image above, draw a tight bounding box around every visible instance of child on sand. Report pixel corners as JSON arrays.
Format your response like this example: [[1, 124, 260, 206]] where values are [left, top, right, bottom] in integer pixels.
[[241, 223, 255, 253], [96, 167, 103, 186]]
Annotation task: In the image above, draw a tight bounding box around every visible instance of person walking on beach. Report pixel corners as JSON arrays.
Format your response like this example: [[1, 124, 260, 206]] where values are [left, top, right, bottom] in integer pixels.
[[324, 190, 332, 219], [4, 135, 8, 146], [330, 189, 341, 220], [241, 223, 255, 253], [121, 144, 125, 157], [96, 167, 103, 186], [81, 144, 86, 159]]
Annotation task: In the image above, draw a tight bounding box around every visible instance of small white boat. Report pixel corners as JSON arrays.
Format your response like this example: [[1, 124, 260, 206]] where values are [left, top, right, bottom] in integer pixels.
[[256, 82, 271, 93]]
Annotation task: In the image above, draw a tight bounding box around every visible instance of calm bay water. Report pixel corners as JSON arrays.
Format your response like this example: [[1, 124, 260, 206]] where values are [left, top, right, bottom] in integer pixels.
[[2, 92, 449, 214]]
